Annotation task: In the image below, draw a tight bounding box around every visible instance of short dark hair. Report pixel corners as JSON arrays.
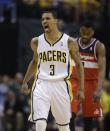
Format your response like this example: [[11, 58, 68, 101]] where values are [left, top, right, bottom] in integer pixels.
[[42, 10, 57, 19], [81, 20, 94, 29]]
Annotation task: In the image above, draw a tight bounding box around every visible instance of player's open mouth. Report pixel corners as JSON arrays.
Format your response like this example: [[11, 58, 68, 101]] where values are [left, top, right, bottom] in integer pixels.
[[44, 25, 49, 30]]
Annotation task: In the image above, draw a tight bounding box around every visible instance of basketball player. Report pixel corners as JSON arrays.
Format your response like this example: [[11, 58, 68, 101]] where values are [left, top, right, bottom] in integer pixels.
[[21, 11, 84, 131], [70, 21, 106, 131]]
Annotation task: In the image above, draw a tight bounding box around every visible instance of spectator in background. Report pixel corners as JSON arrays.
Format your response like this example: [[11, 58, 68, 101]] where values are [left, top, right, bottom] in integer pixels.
[[4, 90, 29, 131], [0, 75, 9, 127], [57, 0, 75, 23], [4, 90, 17, 131], [17, 0, 40, 19], [0, 75, 9, 131], [11, 72, 23, 97], [73, 0, 103, 28], [22, 0, 36, 5], [38, 0, 54, 11], [0, 0, 16, 23]]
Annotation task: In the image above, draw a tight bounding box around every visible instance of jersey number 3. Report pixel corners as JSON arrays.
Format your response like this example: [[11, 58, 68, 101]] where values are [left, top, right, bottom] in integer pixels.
[[50, 65, 55, 76]]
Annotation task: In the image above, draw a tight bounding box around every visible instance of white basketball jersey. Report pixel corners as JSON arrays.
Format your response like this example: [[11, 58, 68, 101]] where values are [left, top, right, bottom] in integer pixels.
[[37, 33, 71, 80]]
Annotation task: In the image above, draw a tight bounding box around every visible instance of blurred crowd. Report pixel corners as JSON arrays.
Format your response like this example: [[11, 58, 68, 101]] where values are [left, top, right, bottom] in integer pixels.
[[0, 0, 110, 30], [0, 72, 110, 131], [0, 73, 57, 131], [0, 73, 29, 131]]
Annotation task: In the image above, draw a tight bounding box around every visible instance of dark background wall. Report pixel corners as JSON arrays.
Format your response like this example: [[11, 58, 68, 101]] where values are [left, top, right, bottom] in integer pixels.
[[0, 23, 17, 76]]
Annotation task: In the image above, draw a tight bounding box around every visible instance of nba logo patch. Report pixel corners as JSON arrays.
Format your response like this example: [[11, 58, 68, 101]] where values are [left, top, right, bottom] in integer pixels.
[[61, 42, 63, 46]]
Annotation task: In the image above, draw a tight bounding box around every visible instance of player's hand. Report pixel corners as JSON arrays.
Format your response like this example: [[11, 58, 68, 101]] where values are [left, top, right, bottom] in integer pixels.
[[21, 83, 31, 95], [93, 89, 102, 103], [77, 90, 85, 102]]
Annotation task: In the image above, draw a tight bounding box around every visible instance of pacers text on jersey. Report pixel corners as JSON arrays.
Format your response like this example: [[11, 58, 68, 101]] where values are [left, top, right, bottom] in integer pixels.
[[39, 50, 66, 63]]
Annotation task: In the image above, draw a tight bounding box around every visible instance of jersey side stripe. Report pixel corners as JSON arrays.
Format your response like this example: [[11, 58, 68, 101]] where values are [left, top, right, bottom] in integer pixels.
[[28, 79, 36, 122], [65, 56, 73, 80], [65, 80, 73, 102]]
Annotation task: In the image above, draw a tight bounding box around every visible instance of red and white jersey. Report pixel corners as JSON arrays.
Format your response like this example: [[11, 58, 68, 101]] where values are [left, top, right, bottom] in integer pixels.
[[72, 37, 99, 80]]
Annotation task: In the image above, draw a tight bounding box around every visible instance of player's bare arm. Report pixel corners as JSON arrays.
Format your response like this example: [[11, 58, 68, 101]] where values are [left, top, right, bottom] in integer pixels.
[[68, 37, 84, 100], [93, 42, 106, 101], [21, 37, 38, 95]]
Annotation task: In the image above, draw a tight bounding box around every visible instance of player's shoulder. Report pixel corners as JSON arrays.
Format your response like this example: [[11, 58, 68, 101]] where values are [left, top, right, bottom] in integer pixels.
[[31, 37, 38, 46], [96, 39, 105, 49], [68, 36, 76, 43], [38, 33, 44, 38], [68, 36, 79, 51], [95, 38, 106, 53], [31, 37, 38, 43], [30, 37, 38, 50]]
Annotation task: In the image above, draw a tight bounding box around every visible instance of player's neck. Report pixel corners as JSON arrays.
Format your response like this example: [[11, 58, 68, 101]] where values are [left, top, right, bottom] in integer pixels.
[[46, 28, 61, 37], [45, 30, 62, 45]]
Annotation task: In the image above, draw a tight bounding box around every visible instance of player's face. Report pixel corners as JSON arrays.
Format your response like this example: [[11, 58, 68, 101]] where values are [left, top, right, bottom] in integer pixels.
[[41, 13, 57, 33], [80, 26, 94, 44]]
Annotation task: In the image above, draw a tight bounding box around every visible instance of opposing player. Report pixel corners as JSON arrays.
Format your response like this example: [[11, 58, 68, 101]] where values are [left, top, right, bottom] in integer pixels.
[[70, 21, 106, 131], [21, 11, 84, 131]]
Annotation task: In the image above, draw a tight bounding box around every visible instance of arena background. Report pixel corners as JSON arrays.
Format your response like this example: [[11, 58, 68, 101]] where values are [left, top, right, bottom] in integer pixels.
[[0, 0, 110, 131]]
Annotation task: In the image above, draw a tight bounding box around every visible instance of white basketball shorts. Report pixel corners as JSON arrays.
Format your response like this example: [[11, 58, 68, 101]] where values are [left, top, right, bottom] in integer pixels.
[[28, 79, 72, 125]]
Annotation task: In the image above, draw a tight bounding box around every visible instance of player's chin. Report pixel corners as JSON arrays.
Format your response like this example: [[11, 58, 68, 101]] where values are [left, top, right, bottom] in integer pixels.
[[44, 28, 50, 33], [82, 39, 88, 43]]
